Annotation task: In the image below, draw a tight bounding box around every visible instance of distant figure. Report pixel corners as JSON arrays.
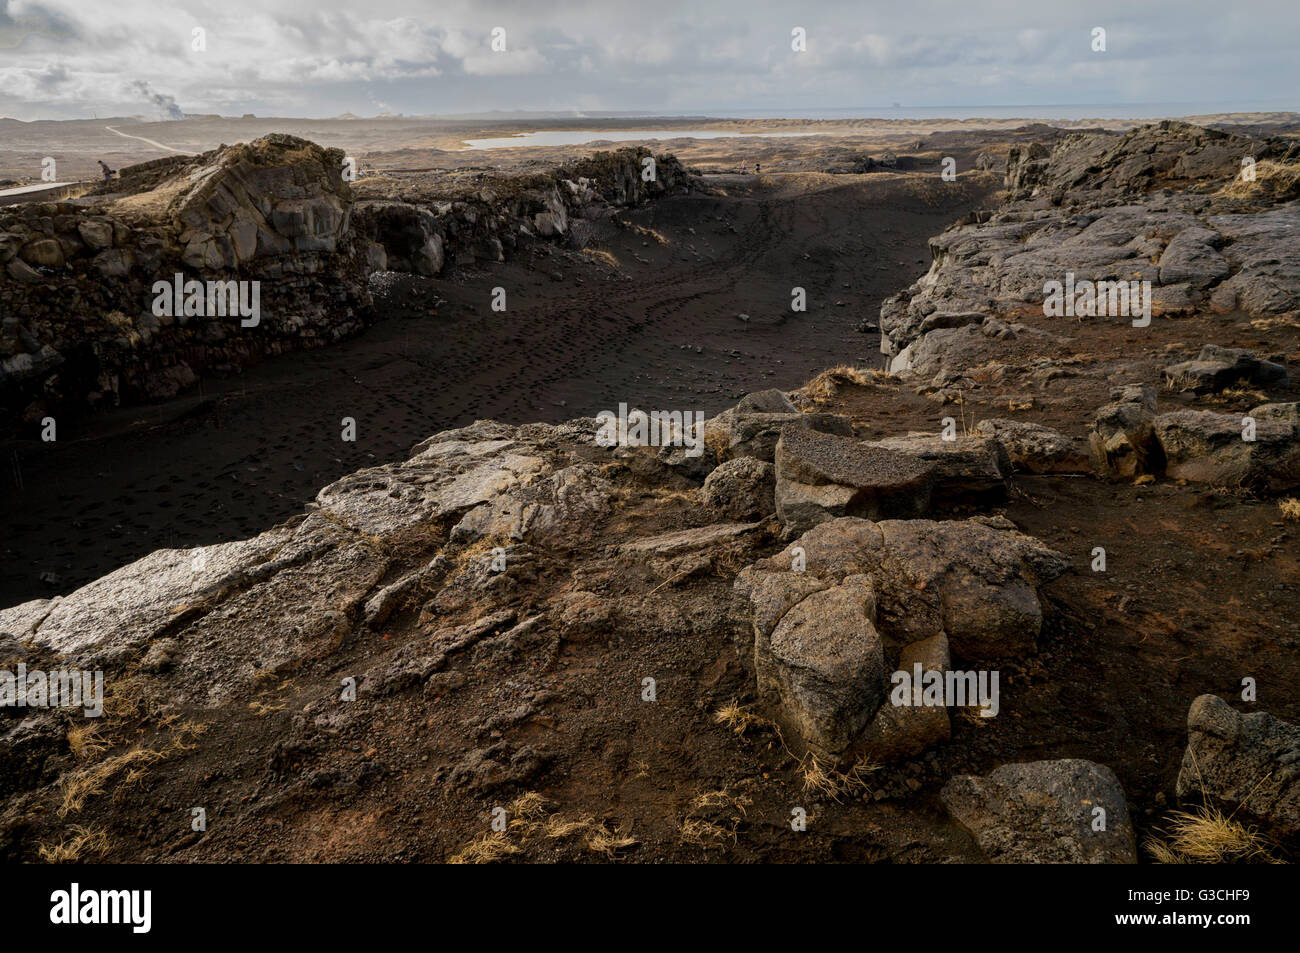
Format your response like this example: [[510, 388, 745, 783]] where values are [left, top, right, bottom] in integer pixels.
[[98, 160, 115, 182], [755, 162, 761, 174], [740, 161, 748, 174]]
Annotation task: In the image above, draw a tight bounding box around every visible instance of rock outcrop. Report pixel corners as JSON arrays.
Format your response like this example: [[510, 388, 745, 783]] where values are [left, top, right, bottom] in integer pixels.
[[1164, 345, 1288, 393], [733, 515, 1069, 759], [0, 139, 693, 430], [880, 122, 1300, 377]]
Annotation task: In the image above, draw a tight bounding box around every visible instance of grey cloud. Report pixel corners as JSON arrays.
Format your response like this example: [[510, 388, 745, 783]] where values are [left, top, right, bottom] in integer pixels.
[[0, 0, 1296, 120]]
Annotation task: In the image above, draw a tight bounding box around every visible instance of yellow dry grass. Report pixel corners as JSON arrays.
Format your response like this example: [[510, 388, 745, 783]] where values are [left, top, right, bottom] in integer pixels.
[[713, 701, 765, 738], [679, 817, 737, 847], [38, 825, 111, 864], [1219, 160, 1300, 202], [58, 747, 165, 817], [449, 792, 637, 862], [66, 722, 109, 762], [581, 248, 620, 269], [800, 754, 880, 801], [678, 787, 751, 848], [1145, 806, 1280, 864], [802, 365, 883, 403]]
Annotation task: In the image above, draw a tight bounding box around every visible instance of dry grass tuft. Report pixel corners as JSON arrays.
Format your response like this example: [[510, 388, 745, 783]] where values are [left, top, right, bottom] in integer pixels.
[[628, 223, 668, 245], [691, 789, 752, 815], [803, 365, 883, 403], [66, 722, 109, 761], [714, 701, 765, 738], [102, 674, 158, 722], [679, 817, 737, 847], [451, 792, 637, 862], [448, 534, 511, 574], [585, 822, 639, 857], [448, 833, 521, 865], [167, 720, 211, 753], [1145, 806, 1280, 864], [581, 248, 620, 269], [1279, 497, 1300, 521], [507, 791, 550, 830], [678, 787, 751, 848], [58, 747, 165, 817], [543, 815, 592, 839], [38, 825, 111, 864], [1205, 384, 1270, 406], [1219, 160, 1300, 203], [800, 754, 880, 801]]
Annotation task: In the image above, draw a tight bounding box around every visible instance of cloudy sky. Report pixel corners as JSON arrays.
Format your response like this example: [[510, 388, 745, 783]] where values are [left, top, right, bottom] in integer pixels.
[[1, 0, 1296, 120]]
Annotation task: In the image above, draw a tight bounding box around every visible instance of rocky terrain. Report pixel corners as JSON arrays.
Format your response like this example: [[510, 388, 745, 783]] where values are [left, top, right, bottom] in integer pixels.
[[1, 121, 1298, 864], [0, 136, 692, 427]]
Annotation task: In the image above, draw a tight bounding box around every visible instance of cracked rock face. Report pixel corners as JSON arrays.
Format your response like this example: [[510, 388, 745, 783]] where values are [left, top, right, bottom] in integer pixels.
[[762, 577, 884, 757]]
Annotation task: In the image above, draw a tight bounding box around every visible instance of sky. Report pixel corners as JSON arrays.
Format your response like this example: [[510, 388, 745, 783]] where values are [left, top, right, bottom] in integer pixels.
[[1, 0, 1297, 121]]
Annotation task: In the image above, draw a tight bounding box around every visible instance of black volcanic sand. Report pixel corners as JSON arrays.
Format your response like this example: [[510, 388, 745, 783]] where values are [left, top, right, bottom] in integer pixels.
[[0, 171, 993, 607]]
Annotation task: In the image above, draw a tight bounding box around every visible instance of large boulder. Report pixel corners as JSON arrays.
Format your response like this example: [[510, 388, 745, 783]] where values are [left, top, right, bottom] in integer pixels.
[[1164, 345, 1288, 394], [975, 418, 1090, 474], [942, 759, 1138, 863], [702, 457, 776, 520], [774, 427, 934, 536], [862, 432, 1009, 504], [1090, 384, 1161, 479], [1175, 694, 1300, 840], [760, 577, 885, 757], [872, 518, 1070, 659], [1154, 408, 1300, 490], [733, 516, 1068, 757]]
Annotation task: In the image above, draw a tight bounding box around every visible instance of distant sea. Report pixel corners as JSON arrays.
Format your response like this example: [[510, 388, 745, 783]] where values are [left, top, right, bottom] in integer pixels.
[[705, 102, 1296, 120]]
